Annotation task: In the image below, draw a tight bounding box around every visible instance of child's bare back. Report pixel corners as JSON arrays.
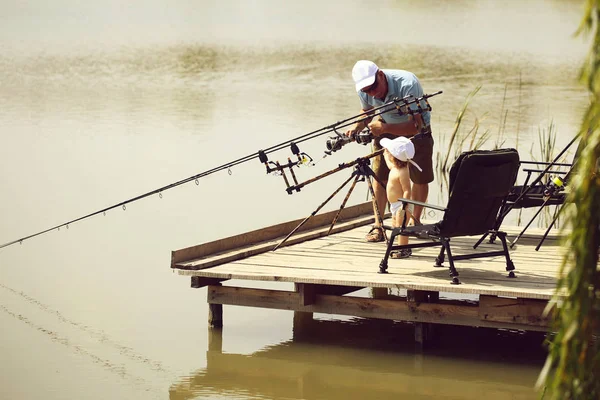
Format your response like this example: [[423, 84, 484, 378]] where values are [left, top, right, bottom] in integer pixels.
[[383, 150, 411, 205]]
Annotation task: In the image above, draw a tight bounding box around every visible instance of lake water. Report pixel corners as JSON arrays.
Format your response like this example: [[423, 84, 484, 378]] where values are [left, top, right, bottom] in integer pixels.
[[0, 1, 588, 399]]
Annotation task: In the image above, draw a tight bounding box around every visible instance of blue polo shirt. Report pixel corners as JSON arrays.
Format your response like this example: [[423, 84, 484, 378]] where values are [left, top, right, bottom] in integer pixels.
[[358, 69, 431, 126]]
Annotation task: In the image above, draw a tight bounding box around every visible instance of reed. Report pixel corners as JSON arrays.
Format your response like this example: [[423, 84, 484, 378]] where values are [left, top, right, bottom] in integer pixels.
[[495, 83, 509, 149], [529, 120, 560, 227], [516, 70, 523, 149], [440, 85, 482, 172]]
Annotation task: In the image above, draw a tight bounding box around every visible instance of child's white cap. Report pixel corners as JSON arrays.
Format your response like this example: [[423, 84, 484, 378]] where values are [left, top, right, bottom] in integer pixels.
[[380, 136, 422, 172]]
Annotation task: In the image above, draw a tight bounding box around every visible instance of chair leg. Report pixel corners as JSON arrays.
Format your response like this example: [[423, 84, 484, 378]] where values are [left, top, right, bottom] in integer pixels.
[[441, 239, 460, 285], [496, 232, 516, 278], [379, 229, 398, 274], [434, 246, 445, 267]]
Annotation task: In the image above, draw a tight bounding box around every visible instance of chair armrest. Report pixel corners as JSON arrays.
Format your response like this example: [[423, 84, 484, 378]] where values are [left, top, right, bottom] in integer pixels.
[[522, 168, 568, 175], [396, 197, 447, 212], [520, 161, 573, 167]]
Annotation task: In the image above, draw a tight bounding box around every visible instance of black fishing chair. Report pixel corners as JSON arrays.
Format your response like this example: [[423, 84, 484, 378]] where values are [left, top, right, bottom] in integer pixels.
[[477, 135, 582, 250], [379, 148, 520, 285]]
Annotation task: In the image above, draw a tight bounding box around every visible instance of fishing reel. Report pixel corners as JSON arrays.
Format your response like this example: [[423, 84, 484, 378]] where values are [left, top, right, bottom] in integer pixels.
[[325, 130, 372, 155], [543, 176, 566, 198]]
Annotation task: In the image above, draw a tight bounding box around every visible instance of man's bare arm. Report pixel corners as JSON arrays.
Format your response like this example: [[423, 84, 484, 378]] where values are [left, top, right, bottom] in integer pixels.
[[368, 114, 424, 137], [345, 109, 374, 136]]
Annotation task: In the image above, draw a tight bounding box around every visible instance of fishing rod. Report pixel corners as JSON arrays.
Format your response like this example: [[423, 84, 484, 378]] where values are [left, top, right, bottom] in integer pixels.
[[0, 91, 442, 249], [260, 91, 442, 154], [258, 92, 442, 192]]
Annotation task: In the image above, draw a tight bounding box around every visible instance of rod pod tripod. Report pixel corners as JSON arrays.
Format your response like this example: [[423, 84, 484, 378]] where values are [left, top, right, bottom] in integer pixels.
[[273, 150, 388, 251]]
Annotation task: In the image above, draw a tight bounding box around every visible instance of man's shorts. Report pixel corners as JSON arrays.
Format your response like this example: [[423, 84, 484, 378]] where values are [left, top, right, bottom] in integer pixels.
[[372, 132, 434, 185]]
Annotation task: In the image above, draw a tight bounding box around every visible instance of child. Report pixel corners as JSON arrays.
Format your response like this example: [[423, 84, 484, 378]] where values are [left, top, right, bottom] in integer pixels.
[[380, 137, 421, 259]]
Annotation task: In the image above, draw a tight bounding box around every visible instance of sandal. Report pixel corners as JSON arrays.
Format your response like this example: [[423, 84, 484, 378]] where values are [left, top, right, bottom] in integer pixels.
[[390, 248, 412, 259], [365, 226, 384, 242]]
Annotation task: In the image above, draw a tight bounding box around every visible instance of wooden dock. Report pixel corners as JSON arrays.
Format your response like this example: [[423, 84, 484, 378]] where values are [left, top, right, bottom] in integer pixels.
[[171, 202, 565, 338]]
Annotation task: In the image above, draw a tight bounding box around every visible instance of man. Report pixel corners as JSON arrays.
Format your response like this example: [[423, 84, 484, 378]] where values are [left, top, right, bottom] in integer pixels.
[[346, 60, 434, 242]]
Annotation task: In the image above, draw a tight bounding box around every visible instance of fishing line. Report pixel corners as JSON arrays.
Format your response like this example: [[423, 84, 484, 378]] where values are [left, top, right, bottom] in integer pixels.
[[0, 93, 440, 249]]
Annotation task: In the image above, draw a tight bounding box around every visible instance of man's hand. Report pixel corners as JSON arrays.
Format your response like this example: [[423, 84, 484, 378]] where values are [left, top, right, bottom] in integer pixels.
[[368, 119, 386, 137], [344, 126, 360, 137]]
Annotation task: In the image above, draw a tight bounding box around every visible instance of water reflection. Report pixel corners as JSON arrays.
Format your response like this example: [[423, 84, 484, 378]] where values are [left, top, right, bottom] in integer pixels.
[[171, 316, 546, 400]]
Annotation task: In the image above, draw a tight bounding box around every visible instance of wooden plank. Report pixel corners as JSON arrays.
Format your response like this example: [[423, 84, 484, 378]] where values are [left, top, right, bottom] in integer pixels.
[[171, 201, 374, 268], [173, 218, 575, 304], [174, 214, 376, 270], [191, 276, 227, 288], [479, 295, 551, 327], [229, 254, 560, 280], [224, 259, 560, 287], [176, 230, 563, 275], [172, 213, 563, 272], [183, 263, 558, 300], [207, 285, 549, 331]]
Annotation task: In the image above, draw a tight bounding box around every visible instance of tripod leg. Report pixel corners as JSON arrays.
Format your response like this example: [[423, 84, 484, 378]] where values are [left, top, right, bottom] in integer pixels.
[[273, 174, 356, 251], [328, 174, 361, 235], [365, 175, 388, 243]]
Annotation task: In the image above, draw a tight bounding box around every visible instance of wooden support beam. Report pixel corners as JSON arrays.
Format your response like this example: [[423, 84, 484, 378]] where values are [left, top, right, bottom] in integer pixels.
[[191, 276, 227, 289], [207, 286, 550, 332], [294, 283, 363, 306], [407, 290, 428, 303], [371, 287, 389, 299], [316, 285, 363, 296], [479, 295, 550, 327]]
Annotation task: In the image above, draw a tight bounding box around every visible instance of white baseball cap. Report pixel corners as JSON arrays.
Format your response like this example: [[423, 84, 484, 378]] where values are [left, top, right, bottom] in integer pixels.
[[380, 137, 423, 172], [352, 60, 378, 92]]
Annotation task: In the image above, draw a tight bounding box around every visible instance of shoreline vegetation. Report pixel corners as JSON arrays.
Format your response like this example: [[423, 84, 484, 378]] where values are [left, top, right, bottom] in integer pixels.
[[434, 83, 573, 229]]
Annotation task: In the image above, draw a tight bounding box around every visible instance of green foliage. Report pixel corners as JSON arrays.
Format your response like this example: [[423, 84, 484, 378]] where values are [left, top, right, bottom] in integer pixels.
[[538, 0, 600, 398]]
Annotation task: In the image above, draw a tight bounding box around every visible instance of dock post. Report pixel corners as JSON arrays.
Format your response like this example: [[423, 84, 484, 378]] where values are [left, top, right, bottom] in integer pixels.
[[293, 283, 314, 341], [208, 283, 223, 329], [407, 290, 436, 349], [371, 287, 388, 299]]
